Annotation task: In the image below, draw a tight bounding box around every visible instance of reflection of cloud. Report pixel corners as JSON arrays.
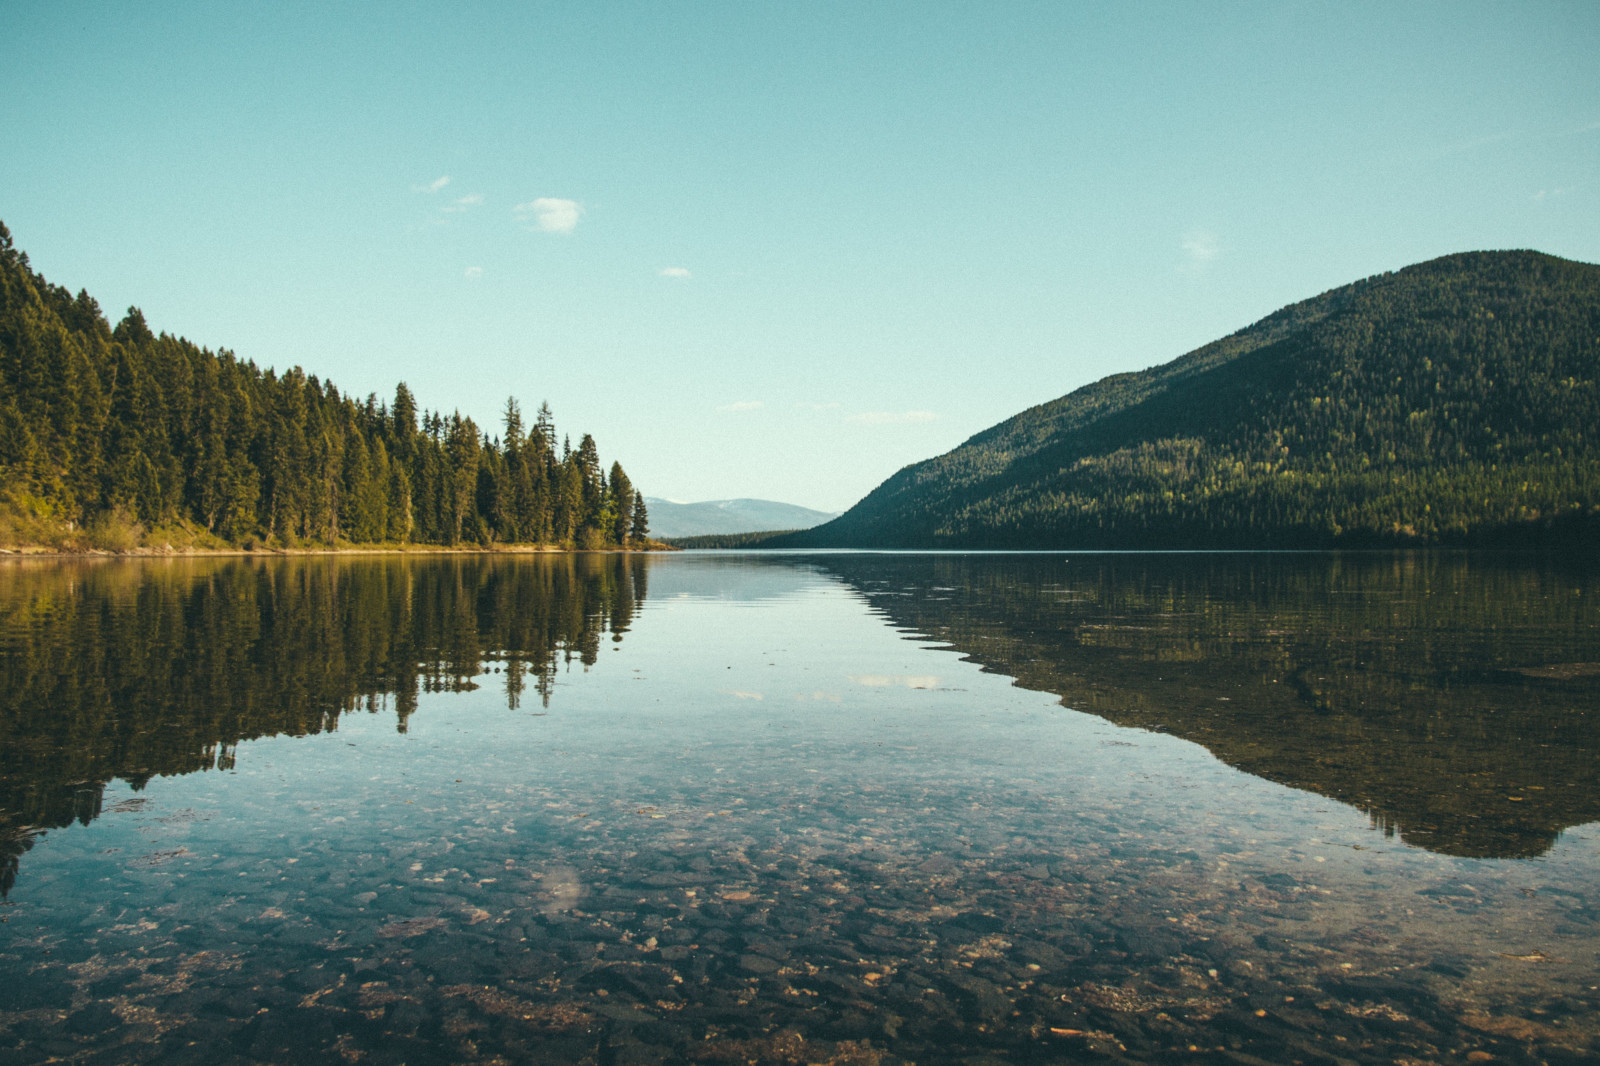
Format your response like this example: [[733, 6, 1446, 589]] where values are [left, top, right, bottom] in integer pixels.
[[794, 691, 842, 702], [464, 266, 483, 280], [540, 865, 584, 914], [659, 266, 691, 278], [717, 400, 763, 413], [851, 674, 940, 689], [515, 197, 583, 233], [846, 410, 936, 425], [723, 690, 764, 700], [414, 175, 451, 193], [443, 193, 484, 213], [1182, 229, 1220, 266]]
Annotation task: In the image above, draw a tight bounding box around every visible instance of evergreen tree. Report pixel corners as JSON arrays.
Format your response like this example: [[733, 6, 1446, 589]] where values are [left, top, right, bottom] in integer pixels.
[[608, 461, 633, 545], [629, 490, 649, 542]]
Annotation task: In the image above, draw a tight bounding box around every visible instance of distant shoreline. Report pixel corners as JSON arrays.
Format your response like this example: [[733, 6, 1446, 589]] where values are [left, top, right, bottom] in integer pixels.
[[0, 542, 675, 560]]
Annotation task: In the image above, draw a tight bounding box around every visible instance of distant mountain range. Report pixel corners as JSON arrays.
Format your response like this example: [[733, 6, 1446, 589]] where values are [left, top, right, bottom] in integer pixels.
[[645, 497, 840, 539], [775, 250, 1600, 549]]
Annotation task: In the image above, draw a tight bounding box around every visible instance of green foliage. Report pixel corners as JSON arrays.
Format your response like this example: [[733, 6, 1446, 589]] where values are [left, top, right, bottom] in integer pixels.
[[84, 504, 144, 552], [629, 490, 649, 543], [780, 250, 1600, 549], [0, 221, 649, 550]]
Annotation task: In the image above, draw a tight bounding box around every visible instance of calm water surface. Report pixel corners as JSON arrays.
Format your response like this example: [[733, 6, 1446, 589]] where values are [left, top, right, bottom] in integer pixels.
[[0, 552, 1596, 1065]]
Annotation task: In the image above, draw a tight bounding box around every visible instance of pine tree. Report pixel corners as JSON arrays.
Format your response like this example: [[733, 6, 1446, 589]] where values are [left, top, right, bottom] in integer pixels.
[[629, 490, 650, 542], [608, 461, 633, 545]]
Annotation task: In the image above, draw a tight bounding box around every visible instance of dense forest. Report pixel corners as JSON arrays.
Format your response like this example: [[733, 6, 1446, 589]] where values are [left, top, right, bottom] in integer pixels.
[[0, 222, 649, 551], [0, 553, 649, 895], [778, 250, 1600, 548]]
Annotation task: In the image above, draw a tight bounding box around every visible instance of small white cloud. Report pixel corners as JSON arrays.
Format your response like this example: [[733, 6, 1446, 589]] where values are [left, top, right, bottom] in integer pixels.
[[717, 400, 763, 413], [846, 410, 937, 425], [464, 266, 483, 280], [443, 193, 484, 213], [414, 175, 451, 193], [515, 197, 583, 234], [1533, 187, 1573, 201], [1182, 229, 1220, 265], [659, 266, 691, 278], [723, 690, 764, 701]]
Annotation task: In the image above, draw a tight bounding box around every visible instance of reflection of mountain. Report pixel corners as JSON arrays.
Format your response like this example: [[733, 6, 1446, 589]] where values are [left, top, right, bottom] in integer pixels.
[[0, 555, 648, 895], [815, 553, 1600, 860]]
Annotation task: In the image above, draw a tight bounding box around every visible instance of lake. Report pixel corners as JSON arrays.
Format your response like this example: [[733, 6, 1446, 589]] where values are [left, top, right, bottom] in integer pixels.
[[1, 551, 1596, 1064]]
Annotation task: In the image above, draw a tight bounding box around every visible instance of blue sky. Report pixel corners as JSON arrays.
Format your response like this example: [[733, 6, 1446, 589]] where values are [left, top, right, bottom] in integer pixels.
[[4, 1, 1596, 512]]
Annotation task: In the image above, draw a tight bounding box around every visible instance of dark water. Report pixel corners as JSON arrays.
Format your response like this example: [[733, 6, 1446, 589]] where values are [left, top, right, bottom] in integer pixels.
[[0, 552, 1595, 1065]]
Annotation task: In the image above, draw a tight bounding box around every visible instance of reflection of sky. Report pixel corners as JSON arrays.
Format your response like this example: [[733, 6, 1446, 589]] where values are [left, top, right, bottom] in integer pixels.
[[633, 553, 825, 604], [29, 557, 1600, 908], [6, 556, 1599, 1059]]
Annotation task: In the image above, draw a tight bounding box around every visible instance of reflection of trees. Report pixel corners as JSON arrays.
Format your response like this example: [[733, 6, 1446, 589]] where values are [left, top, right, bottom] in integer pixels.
[[817, 552, 1600, 860], [0, 554, 648, 893]]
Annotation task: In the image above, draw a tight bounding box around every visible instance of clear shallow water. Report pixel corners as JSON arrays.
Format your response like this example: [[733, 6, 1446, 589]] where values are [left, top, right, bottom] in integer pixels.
[[0, 552, 1596, 1065]]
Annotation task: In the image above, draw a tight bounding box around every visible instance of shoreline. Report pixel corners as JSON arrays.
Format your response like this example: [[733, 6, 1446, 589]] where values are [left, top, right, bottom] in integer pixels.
[[0, 542, 675, 560]]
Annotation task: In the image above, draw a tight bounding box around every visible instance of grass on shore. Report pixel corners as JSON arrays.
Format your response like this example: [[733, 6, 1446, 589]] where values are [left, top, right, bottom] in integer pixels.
[[0, 497, 671, 556]]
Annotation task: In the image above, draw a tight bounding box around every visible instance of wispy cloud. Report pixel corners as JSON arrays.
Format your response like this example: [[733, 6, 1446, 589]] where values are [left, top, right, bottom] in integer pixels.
[[846, 410, 936, 425], [1533, 187, 1574, 201], [717, 400, 763, 413], [1182, 229, 1220, 267], [515, 197, 583, 234], [414, 175, 451, 193], [1427, 118, 1596, 162], [443, 193, 484, 214], [723, 690, 764, 701], [658, 266, 691, 278], [464, 266, 483, 280], [1436, 129, 1518, 157]]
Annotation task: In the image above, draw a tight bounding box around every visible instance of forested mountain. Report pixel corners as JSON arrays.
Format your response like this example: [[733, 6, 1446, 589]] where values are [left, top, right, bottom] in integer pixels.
[[645, 496, 839, 539], [0, 222, 648, 551], [778, 251, 1600, 548]]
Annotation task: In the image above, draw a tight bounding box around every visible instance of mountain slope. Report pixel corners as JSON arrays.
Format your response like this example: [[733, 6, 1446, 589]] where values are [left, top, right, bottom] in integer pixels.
[[780, 251, 1600, 548], [644, 497, 838, 539]]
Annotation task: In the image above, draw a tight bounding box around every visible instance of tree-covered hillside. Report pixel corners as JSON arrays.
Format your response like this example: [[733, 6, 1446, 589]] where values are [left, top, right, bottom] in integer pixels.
[[780, 251, 1600, 548], [0, 222, 648, 550]]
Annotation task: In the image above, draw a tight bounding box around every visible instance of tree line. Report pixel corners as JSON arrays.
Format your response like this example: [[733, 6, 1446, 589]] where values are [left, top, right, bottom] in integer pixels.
[[0, 221, 649, 550]]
